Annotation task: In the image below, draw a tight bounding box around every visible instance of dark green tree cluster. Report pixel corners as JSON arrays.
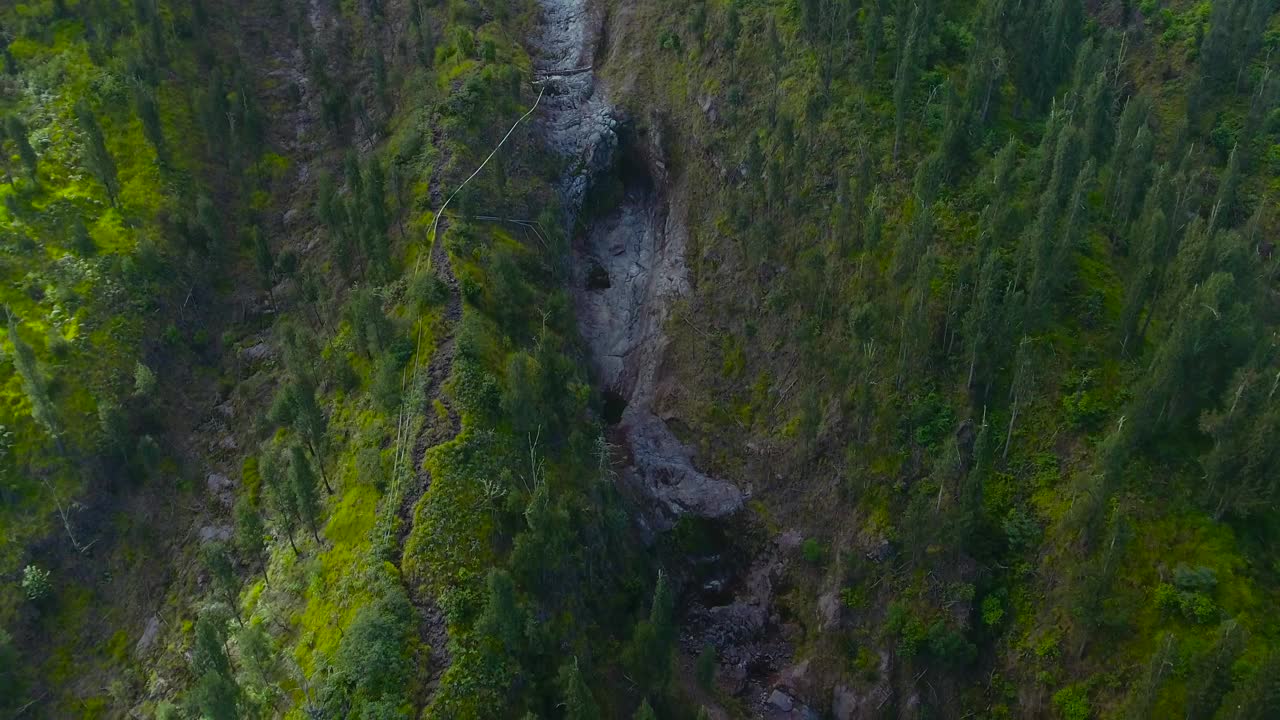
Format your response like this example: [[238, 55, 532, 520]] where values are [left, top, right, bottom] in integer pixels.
[[319, 578, 415, 718], [316, 154, 394, 282]]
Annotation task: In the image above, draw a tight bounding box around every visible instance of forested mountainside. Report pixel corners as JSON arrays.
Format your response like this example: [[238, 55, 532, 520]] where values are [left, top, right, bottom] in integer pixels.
[[1, 0, 1279, 717]]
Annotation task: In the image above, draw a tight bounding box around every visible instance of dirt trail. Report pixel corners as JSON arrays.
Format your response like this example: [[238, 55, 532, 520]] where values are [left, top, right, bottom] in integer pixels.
[[531, 0, 743, 529]]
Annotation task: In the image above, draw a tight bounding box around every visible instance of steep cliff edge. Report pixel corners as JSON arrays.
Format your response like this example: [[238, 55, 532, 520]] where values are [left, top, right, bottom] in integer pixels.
[[533, 0, 744, 530]]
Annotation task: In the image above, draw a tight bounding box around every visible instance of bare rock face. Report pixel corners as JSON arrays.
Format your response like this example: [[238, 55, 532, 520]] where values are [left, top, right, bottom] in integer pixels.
[[768, 689, 794, 712], [535, 0, 741, 529], [623, 409, 743, 521], [240, 341, 273, 364], [830, 652, 894, 719], [206, 473, 235, 508], [135, 615, 162, 658], [534, 0, 616, 214], [817, 590, 842, 631], [197, 525, 233, 543], [832, 685, 859, 720]]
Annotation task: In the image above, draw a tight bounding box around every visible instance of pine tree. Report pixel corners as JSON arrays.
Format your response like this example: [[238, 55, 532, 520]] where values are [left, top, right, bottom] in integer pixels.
[[938, 79, 968, 170], [235, 622, 277, 692], [261, 444, 301, 556], [862, 0, 882, 81], [1118, 165, 1181, 352], [371, 47, 389, 114], [1219, 649, 1280, 720], [633, 700, 657, 720], [272, 375, 333, 493], [1127, 272, 1252, 448], [1200, 345, 1280, 520], [363, 156, 389, 236], [5, 312, 59, 441], [964, 250, 1006, 392], [192, 612, 233, 680], [1002, 336, 1038, 460], [1014, 126, 1081, 310], [1122, 633, 1175, 719], [624, 571, 675, 695], [196, 193, 221, 252], [1112, 125, 1154, 228], [897, 248, 936, 387], [851, 145, 873, 243], [1109, 95, 1148, 197], [687, 0, 707, 48], [200, 541, 242, 622], [190, 610, 240, 720], [4, 116, 37, 178], [1212, 144, 1242, 231], [70, 219, 96, 257], [74, 99, 119, 205], [1026, 158, 1094, 324], [133, 83, 165, 161], [891, 7, 918, 161], [558, 658, 600, 720], [231, 70, 264, 160], [723, 1, 741, 55], [863, 189, 883, 254], [891, 200, 932, 282], [1037, 0, 1083, 106], [233, 497, 269, 583], [190, 670, 239, 720], [957, 409, 992, 542], [961, 143, 1018, 333], [965, 0, 1007, 127], [289, 444, 322, 543], [475, 569, 524, 658], [1069, 506, 1129, 644], [1186, 620, 1245, 720], [251, 226, 274, 304], [1080, 72, 1110, 161]]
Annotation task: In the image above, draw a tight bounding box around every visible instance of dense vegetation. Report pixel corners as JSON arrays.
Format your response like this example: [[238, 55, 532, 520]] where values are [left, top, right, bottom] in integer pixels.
[[2, 0, 1279, 717], [602, 0, 1280, 715], [0, 0, 662, 717]]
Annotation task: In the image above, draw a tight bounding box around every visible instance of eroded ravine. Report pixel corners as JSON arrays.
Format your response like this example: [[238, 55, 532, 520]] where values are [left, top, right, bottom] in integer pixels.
[[532, 0, 742, 529]]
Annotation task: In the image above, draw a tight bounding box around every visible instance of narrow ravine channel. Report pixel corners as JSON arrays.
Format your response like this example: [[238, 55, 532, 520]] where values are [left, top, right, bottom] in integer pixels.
[[531, 0, 743, 530]]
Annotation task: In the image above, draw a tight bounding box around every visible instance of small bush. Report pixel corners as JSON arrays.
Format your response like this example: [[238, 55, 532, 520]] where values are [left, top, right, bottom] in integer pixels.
[[801, 538, 826, 565], [981, 595, 1005, 627], [1154, 582, 1218, 624], [908, 392, 955, 448], [371, 353, 404, 414], [21, 564, 51, 601], [410, 273, 449, 306], [1052, 685, 1090, 720], [1003, 508, 1041, 551]]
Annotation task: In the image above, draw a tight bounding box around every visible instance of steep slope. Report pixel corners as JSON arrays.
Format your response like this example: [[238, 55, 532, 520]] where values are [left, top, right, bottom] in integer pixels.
[[5, 0, 1280, 718], [583, 0, 1280, 716]]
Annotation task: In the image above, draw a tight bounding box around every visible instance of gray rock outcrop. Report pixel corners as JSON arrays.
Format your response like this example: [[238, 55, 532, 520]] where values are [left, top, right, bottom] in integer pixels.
[[534, 0, 741, 528]]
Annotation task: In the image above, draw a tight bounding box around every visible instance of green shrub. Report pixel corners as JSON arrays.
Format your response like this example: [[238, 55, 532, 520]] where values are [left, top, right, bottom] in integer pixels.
[[1060, 370, 1108, 429], [21, 564, 51, 601], [410, 273, 449, 306], [801, 537, 826, 565], [981, 595, 1005, 627], [1052, 685, 1090, 720], [907, 392, 954, 447], [883, 602, 928, 657], [1003, 508, 1041, 551], [1154, 582, 1218, 624]]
